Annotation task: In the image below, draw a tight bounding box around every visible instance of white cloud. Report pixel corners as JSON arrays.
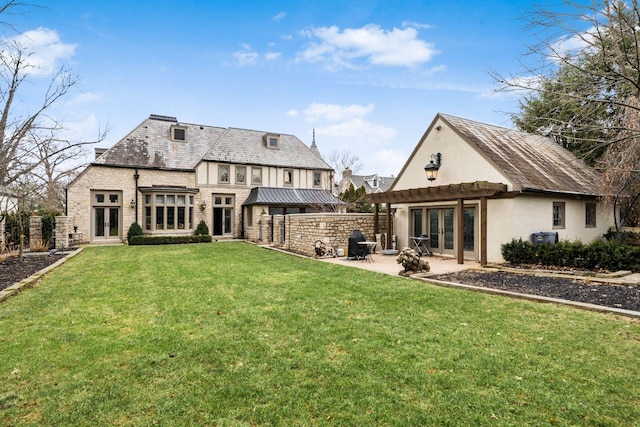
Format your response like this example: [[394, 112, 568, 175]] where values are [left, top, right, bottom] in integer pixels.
[[67, 91, 103, 105], [285, 109, 299, 117], [265, 51, 281, 61], [233, 44, 259, 66], [273, 12, 286, 22], [3, 27, 76, 76], [297, 24, 438, 69], [303, 102, 374, 122], [401, 21, 433, 30]]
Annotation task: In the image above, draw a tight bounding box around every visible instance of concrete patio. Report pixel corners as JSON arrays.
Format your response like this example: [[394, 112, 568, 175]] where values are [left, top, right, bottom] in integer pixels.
[[316, 251, 479, 276]]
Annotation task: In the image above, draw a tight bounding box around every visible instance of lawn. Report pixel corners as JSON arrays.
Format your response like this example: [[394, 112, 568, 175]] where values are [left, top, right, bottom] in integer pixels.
[[1, 242, 639, 426]]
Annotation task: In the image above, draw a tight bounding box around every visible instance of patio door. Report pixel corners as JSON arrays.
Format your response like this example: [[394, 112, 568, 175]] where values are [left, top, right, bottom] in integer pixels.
[[212, 194, 234, 237], [92, 191, 121, 241], [427, 208, 455, 256]]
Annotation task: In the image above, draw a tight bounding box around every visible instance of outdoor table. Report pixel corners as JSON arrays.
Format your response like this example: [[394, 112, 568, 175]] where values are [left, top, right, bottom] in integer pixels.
[[411, 236, 432, 256], [357, 241, 378, 262]]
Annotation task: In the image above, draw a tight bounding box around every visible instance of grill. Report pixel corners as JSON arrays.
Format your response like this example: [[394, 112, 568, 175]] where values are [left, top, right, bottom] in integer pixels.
[[347, 229, 367, 259]]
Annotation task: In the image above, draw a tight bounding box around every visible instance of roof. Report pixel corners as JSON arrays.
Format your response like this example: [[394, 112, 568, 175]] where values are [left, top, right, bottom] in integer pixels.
[[203, 127, 332, 170], [94, 115, 332, 171], [438, 113, 604, 196], [242, 187, 341, 206], [347, 174, 395, 193]]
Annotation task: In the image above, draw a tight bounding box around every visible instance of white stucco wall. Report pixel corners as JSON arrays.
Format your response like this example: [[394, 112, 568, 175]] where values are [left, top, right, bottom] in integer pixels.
[[393, 117, 514, 192]]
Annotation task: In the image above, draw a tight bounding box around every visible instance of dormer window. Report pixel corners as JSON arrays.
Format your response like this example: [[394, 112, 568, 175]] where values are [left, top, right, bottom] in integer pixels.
[[171, 125, 187, 141], [372, 178, 378, 188], [264, 133, 280, 149]]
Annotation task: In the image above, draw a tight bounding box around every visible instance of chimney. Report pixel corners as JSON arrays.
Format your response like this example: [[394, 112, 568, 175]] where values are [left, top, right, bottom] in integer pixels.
[[94, 148, 107, 160]]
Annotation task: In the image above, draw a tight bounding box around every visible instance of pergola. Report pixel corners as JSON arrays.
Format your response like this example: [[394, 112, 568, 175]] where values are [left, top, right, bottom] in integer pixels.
[[367, 181, 513, 265]]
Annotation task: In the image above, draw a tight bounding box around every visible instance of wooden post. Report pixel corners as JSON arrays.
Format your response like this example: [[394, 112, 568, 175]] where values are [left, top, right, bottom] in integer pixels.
[[386, 204, 392, 249], [457, 198, 464, 264], [481, 197, 487, 266]]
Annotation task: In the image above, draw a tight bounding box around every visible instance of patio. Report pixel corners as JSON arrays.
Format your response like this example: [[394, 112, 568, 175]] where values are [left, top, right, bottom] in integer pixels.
[[317, 251, 480, 276]]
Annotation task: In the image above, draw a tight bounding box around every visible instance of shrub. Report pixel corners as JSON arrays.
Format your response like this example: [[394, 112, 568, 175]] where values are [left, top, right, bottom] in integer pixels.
[[127, 222, 144, 243], [128, 235, 212, 245], [501, 238, 640, 272], [194, 220, 209, 236]]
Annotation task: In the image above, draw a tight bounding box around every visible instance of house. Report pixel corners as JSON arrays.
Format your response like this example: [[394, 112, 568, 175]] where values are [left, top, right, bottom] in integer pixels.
[[0, 186, 17, 214], [337, 168, 395, 195], [66, 114, 339, 244], [368, 113, 613, 264]]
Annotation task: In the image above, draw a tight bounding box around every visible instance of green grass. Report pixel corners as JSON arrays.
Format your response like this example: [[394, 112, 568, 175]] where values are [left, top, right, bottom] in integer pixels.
[[1, 242, 639, 426]]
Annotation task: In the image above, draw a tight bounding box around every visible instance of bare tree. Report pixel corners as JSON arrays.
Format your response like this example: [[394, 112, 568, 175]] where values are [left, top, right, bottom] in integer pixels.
[[493, 0, 640, 233], [326, 149, 363, 176]]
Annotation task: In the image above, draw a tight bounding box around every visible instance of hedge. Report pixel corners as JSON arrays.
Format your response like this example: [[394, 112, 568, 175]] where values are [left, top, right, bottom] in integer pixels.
[[501, 238, 640, 272], [128, 235, 212, 245]]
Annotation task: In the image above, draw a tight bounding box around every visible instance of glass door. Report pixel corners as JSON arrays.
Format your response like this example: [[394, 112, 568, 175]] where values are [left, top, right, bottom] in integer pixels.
[[92, 191, 121, 241], [427, 208, 455, 256]]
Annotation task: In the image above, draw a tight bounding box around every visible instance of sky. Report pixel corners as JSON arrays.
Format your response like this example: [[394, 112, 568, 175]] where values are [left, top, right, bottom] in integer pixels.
[[5, 0, 574, 177]]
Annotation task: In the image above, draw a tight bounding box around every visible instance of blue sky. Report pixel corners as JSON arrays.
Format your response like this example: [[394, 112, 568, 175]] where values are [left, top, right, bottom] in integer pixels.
[[7, 1, 564, 176]]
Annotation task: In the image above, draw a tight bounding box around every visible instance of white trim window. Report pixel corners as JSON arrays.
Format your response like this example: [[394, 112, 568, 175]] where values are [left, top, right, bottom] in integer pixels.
[[235, 166, 246, 184], [252, 167, 262, 185], [553, 202, 565, 229]]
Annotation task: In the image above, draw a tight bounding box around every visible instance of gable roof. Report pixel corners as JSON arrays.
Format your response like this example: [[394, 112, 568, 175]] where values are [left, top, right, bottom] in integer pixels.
[[347, 174, 396, 193], [242, 187, 340, 206], [94, 115, 332, 171], [393, 113, 603, 196]]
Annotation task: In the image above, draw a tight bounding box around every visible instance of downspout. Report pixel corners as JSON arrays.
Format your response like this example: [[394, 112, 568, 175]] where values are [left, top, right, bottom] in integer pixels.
[[134, 169, 140, 223]]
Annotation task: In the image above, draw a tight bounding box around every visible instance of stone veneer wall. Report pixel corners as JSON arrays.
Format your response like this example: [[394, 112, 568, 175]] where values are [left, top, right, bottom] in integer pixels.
[[67, 165, 198, 243], [54, 216, 73, 250], [29, 216, 42, 247], [263, 213, 388, 258]]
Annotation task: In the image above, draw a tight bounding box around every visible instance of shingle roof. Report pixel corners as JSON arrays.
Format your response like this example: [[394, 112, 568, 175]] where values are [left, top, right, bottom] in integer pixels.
[[440, 113, 603, 196], [349, 174, 396, 193], [94, 115, 332, 171], [242, 187, 341, 206], [203, 127, 332, 170]]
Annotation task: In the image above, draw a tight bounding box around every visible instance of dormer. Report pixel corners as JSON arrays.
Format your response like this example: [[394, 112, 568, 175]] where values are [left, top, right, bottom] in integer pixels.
[[366, 174, 380, 189], [263, 133, 280, 149], [171, 124, 188, 142]]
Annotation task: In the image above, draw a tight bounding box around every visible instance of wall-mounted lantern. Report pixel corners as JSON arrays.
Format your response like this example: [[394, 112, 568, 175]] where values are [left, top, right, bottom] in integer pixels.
[[424, 153, 442, 182], [129, 199, 136, 209], [200, 200, 207, 210]]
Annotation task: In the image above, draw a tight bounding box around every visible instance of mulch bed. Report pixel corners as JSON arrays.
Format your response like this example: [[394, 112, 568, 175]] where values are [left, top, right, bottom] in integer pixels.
[[0, 253, 68, 292], [428, 270, 640, 312]]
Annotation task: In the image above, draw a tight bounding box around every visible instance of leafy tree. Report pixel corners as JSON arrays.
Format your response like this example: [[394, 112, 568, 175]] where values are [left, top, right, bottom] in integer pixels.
[[339, 183, 372, 213], [493, 0, 640, 233]]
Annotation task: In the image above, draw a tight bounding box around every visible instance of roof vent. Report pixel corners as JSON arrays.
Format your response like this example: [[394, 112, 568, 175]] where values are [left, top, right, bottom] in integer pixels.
[[149, 114, 178, 122]]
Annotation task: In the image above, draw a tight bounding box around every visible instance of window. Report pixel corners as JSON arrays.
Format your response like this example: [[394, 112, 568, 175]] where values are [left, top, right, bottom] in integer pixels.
[[585, 202, 597, 228], [372, 178, 378, 188], [313, 171, 322, 188], [264, 133, 280, 149], [235, 166, 246, 184], [284, 169, 293, 186], [252, 167, 262, 185], [171, 125, 187, 141], [143, 191, 196, 231], [219, 165, 230, 183], [553, 202, 565, 228]]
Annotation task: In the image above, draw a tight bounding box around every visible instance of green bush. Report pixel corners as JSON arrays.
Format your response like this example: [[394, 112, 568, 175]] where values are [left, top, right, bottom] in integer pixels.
[[127, 222, 144, 243], [194, 220, 209, 236], [128, 235, 212, 245], [501, 238, 640, 272]]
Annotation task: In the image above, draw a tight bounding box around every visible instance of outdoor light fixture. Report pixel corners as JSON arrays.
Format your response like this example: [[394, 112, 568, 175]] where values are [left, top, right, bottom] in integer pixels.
[[424, 153, 442, 182], [129, 199, 135, 209], [200, 200, 207, 210], [260, 209, 267, 216]]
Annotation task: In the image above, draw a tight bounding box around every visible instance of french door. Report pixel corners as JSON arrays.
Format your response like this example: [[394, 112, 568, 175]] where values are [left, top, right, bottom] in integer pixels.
[[91, 191, 122, 241], [94, 207, 120, 238], [427, 208, 455, 256], [212, 194, 234, 236]]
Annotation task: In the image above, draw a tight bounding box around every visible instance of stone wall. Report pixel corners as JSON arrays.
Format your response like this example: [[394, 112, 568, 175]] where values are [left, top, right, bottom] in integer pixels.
[[29, 216, 42, 248], [54, 216, 73, 250], [258, 213, 388, 258]]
